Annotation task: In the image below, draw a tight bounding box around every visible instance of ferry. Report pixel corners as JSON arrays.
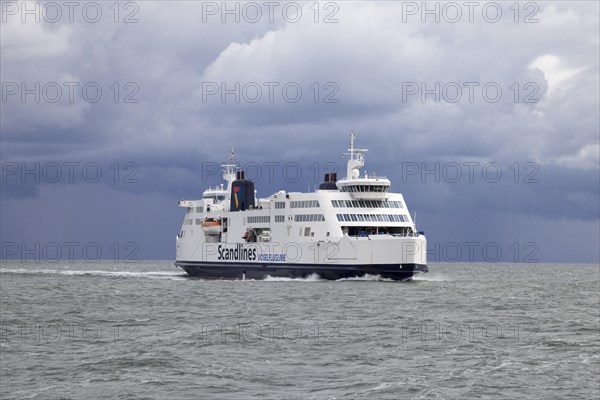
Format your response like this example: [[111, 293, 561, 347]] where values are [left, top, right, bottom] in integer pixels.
[[175, 133, 428, 280]]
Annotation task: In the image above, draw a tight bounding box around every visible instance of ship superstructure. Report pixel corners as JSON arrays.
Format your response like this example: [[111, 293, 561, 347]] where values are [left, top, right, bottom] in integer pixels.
[[175, 133, 427, 280]]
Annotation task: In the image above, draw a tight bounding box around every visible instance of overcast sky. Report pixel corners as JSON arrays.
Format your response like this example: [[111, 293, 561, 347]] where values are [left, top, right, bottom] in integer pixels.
[[1, 1, 598, 263]]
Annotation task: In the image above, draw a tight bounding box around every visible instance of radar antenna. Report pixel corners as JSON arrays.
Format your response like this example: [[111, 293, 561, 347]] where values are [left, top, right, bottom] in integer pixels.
[[344, 130, 367, 179], [222, 148, 238, 188]]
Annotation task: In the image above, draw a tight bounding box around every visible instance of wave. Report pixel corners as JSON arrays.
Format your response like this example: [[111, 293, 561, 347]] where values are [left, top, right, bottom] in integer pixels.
[[336, 274, 394, 282], [262, 273, 394, 282], [1, 268, 447, 283], [412, 273, 450, 282], [0, 268, 187, 280], [262, 273, 323, 282]]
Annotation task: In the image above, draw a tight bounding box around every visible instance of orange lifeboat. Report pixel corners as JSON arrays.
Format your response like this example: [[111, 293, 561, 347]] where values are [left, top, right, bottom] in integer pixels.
[[201, 218, 221, 235]]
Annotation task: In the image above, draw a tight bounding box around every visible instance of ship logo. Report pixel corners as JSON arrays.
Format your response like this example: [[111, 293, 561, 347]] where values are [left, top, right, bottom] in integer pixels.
[[233, 186, 240, 208]]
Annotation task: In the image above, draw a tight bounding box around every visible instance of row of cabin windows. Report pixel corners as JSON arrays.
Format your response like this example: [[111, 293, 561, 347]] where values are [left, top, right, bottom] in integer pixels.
[[336, 214, 409, 223], [247, 216, 270, 224], [275, 215, 285, 223], [290, 200, 320, 208], [186, 206, 204, 214], [331, 200, 403, 208], [294, 214, 325, 222], [339, 185, 389, 193], [275, 201, 286, 209]]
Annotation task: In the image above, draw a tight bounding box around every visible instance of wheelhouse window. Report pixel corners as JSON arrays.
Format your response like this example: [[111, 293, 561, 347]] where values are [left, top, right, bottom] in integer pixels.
[[331, 200, 403, 208]]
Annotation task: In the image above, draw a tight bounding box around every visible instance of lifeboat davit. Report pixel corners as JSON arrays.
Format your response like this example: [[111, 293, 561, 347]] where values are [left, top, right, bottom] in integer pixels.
[[242, 228, 257, 242]]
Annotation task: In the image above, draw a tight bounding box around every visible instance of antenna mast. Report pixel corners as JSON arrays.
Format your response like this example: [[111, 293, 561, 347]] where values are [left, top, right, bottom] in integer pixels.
[[344, 130, 367, 179]]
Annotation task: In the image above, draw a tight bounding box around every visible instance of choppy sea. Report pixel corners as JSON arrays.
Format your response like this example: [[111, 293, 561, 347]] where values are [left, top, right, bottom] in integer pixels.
[[1, 262, 598, 399]]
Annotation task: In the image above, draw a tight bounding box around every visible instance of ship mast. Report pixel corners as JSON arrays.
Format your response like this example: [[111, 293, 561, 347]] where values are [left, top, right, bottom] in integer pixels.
[[222, 148, 238, 190], [344, 130, 368, 180]]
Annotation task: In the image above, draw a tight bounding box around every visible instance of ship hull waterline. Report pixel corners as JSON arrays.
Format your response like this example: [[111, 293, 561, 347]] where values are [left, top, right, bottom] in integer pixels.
[[175, 261, 428, 281]]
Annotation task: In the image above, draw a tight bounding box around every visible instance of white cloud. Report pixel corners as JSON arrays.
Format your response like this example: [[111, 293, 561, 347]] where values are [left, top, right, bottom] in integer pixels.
[[529, 54, 584, 96], [194, 2, 598, 169], [1, 19, 71, 60], [556, 143, 600, 170]]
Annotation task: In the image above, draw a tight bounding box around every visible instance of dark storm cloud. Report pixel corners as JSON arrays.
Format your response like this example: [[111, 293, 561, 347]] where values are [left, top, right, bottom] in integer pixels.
[[1, 1, 598, 261]]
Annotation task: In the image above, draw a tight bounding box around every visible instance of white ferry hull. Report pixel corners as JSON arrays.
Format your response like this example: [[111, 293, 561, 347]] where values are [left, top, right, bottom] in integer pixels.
[[175, 260, 427, 281], [176, 235, 428, 281]]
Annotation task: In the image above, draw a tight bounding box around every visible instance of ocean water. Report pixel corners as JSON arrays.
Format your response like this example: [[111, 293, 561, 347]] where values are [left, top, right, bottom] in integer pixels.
[[0, 262, 598, 399]]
